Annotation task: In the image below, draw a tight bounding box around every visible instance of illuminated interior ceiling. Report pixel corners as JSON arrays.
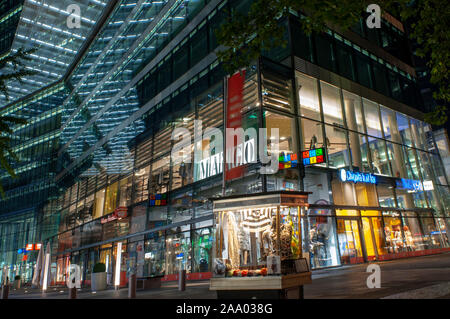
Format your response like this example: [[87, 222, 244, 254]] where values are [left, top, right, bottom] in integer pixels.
[[0, 0, 108, 106], [58, 0, 197, 176]]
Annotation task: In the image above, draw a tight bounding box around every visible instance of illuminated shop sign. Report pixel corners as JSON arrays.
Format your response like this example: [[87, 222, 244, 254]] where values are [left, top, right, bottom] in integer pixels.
[[302, 148, 326, 166], [423, 180, 434, 191], [397, 178, 423, 192], [339, 169, 377, 184], [279, 153, 298, 169], [149, 194, 167, 206], [197, 138, 256, 181]]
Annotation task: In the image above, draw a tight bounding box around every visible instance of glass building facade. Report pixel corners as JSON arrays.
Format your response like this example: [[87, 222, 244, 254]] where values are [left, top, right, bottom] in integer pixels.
[[0, 0, 449, 286]]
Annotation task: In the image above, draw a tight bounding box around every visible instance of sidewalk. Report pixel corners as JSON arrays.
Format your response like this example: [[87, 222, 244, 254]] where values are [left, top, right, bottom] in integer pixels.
[[7, 252, 450, 299]]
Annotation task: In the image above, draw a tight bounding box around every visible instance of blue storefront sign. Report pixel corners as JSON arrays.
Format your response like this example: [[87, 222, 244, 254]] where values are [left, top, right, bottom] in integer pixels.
[[339, 169, 377, 184], [396, 178, 423, 192]]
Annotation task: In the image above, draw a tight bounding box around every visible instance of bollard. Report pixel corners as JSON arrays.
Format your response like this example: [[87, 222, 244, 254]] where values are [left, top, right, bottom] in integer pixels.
[[1, 278, 9, 299], [178, 270, 186, 292], [128, 274, 137, 299], [69, 287, 77, 299]]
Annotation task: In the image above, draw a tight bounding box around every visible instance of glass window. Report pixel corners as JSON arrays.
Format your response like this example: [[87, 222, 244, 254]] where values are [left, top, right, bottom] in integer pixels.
[[315, 34, 336, 72], [300, 118, 324, 152], [118, 176, 132, 207], [144, 233, 166, 277], [377, 184, 396, 207], [396, 113, 412, 147], [385, 140, 405, 178], [304, 170, 332, 204], [401, 212, 425, 251], [342, 91, 364, 133], [92, 189, 105, 219], [325, 124, 349, 169], [321, 82, 343, 127], [382, 211, 404, 253], [297, 73, 321, 121], [363, 99, 382, 138], [348, 132, 371, 172], [355, 53, 373, 89], [336, 42, 356, 81], [190, 26, 208, 67], [104, 182, 118, 215], [264, 110, 297, 156], [380, 106, 396, 141], [192, 227, 213, 273], [306, 215, 340, 269]]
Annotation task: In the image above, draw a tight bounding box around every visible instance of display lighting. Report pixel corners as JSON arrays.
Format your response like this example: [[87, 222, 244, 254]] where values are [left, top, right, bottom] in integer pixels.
[[114, 242, 122, 287]]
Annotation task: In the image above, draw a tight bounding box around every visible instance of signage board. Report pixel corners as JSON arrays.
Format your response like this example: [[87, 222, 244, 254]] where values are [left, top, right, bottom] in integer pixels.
[[302, 148, 326, 166], [339, 169, 377, 184]]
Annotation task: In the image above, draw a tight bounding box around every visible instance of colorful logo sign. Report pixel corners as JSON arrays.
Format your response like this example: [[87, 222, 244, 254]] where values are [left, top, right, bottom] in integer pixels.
[[339, 169, 377, 184], [279, 153, 298, 169], [302, 148, 325, 166], [149, 193, 167, 206]]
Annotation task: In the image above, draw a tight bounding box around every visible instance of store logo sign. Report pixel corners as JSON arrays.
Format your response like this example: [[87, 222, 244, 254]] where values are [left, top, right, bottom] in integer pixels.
[[397, 178, 423, 192], [339, 169, 377, 184]]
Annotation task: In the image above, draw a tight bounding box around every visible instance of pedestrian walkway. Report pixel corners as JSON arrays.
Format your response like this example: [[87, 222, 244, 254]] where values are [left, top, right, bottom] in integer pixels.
[[6, 252, 450, 299]]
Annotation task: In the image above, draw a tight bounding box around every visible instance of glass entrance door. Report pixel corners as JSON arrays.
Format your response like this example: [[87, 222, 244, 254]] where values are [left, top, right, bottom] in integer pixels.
[[336, 218, 364, 264]]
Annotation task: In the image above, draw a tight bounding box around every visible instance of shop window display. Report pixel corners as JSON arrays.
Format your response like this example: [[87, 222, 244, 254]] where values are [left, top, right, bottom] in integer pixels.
[[193, 227, 213, 273], [400, 212, 425, 251], [144, 231, 166, 277], [165, 229, 191, 275], [419, 217, 444, 249], [306, 212, 339, 268], [212, 192, 309, 279], [382, 211, 404, 253]]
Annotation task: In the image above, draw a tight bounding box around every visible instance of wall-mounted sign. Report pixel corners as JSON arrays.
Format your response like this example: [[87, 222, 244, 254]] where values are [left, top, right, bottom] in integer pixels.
[[339, 169, 377, 184], [196, 138, 256, 181], [423, 180, 434, 191], [24, 244, 41, 251], [396, 178, 423, 192], [302, 148, 326, 166], [149, 193, 167, 206], [114, 206, 128, 219]]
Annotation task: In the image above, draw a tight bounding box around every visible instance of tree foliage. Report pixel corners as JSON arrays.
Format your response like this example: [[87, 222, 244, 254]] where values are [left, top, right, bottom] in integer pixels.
[[0, 48, 36, 197], [215, 0, 449, 125]]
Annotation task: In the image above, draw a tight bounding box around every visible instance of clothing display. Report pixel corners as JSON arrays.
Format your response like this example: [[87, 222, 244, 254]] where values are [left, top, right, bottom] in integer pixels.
[[225, 212, 240, 269]]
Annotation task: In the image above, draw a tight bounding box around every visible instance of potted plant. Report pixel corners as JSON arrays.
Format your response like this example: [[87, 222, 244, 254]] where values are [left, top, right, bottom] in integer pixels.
[[91, 263, 107, 291], [13, 275, 21, 289]]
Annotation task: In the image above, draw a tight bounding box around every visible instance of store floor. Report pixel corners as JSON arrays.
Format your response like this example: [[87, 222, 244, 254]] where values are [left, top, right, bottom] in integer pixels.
[[7, 252, 450, 299]]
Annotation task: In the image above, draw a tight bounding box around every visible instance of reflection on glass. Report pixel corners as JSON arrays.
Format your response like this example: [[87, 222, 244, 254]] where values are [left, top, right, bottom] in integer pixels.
[[321, 82, 344, 127], [325, 124, 349, 168], [363, 99, 382, 138], [297, 73, 321, 121]]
